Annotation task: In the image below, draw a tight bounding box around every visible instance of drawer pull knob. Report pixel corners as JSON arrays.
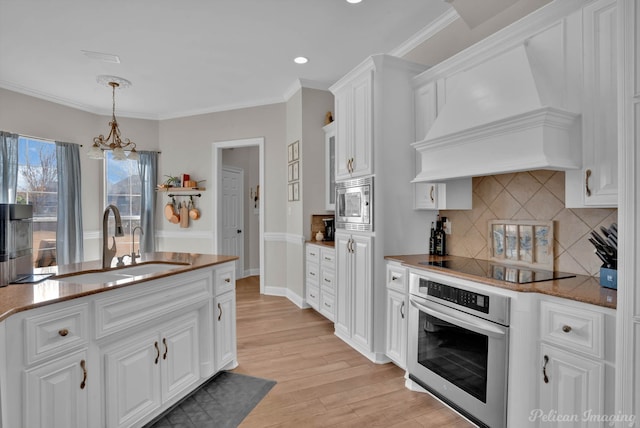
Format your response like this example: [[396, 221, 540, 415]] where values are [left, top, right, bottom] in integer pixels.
[[543, 355, 549, 384], [154, 341, 160, 364], [80, 359, 87, 390], [58, 328, 69, 337], [324, 302, 331, 308], [562, 325, 572, 333], [224, 277, 231, 283], [391, 276, 399, 281], [310, 293, 316, 298]]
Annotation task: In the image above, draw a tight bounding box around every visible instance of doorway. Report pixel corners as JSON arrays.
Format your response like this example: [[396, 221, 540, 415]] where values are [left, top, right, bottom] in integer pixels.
[[212, 138, 265, 293]]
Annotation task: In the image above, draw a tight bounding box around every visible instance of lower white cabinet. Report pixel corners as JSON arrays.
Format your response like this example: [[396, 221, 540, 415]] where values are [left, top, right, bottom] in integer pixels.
[[305, 243, 336, 322], [385, 263, 408, 369], [335, 232, 373, 355], [24, 349, 89, 428], [104, 313, 200, 428], [1, 261, 237, 428], [215, 289, 237, 370], [536, 298, 614, 427]]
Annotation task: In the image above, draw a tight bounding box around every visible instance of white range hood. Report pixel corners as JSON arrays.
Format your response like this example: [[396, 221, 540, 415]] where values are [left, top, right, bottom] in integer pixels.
[[412, 44, 581, 182]]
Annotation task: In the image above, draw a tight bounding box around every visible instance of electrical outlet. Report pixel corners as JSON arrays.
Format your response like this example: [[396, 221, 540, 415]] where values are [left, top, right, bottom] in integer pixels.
[[444, 219, 452, 235]]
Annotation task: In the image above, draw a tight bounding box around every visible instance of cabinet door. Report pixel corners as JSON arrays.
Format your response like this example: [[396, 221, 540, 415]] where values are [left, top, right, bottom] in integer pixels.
[[567, 0, 618, 207], [104, 332, 162, 428], [324, 122, 336, 210], [350, 70, 373, 178], [334, 88, 352, 180], [215, 290, 237, 370], [385, 289, 407, 369], [335, 232, 353, 337], [24, 349, 89, 428], [161, 314, 200, 403], [539, 344, 604, 427], [351, 234, 373, 351], [414, 182, 438, 210]]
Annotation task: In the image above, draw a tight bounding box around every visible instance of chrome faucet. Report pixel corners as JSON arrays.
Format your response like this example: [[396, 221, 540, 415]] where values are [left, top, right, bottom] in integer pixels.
[[131, 226, 144, 264], [102, 204, 124, 269]]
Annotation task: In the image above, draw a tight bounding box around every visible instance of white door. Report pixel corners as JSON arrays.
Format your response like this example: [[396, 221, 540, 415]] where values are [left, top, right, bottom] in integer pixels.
[[221, 166, 244, 278]]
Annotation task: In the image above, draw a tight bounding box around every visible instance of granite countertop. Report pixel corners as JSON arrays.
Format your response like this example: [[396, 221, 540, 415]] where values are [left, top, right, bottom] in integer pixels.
[[0, 252, 238, 322], [306, 239, 335, 248], [385, 254, 617, 310]]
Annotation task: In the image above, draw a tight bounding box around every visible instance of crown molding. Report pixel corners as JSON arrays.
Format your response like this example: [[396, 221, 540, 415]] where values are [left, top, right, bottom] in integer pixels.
[[390, 8, 460, 58]]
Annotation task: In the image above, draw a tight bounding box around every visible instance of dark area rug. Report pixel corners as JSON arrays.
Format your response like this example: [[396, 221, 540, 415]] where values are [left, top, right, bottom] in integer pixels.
[[144, 371, 276, 428]]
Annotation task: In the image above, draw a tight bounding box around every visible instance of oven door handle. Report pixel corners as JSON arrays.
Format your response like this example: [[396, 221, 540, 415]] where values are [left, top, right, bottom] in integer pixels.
[[410, 298, 507, 338]]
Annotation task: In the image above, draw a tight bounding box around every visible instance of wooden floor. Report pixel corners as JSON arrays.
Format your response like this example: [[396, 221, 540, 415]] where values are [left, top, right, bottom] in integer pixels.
[[233, 276, 474, 428]]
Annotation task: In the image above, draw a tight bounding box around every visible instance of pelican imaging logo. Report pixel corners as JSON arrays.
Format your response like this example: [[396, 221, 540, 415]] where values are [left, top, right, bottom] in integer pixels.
[[529, 409, 636, 426]]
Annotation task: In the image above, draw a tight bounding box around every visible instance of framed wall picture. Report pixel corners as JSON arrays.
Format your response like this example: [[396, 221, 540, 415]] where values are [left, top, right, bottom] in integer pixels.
[[288, 183, 294, 201], [292, 182, 299, 201], [292, 161, 299, 181], [292, 140, 299, 161], [288, 143, 293, 163], [288, 163, 294, 182]]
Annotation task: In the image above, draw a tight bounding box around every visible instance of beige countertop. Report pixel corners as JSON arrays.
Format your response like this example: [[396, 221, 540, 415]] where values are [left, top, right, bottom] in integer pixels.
[[0, 252, 238, 321], [306, 239, 335, 248], [385, 254, 617, 310]]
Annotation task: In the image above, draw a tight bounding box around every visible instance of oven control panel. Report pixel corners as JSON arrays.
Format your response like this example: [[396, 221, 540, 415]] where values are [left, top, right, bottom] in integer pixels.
[[421, 278, 490, 314]]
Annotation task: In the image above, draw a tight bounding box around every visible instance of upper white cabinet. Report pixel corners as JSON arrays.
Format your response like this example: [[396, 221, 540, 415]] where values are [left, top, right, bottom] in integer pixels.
[[333, 68, 373, 180], [414, 179, 472, 210], [566, 0, 618, 207]]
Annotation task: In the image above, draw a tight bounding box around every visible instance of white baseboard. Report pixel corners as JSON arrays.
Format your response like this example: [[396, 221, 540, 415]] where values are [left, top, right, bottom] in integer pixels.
[[243, 268, 260, 277], [264, 286, 309, 309]]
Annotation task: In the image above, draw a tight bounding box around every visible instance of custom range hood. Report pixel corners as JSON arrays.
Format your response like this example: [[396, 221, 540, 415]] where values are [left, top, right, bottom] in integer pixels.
[[412, 44, 581, 182]]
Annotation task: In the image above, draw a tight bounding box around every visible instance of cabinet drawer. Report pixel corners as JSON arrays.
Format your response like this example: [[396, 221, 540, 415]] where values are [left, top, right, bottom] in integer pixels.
[[386, 265, 407, 293], [307, 283, 319, 309], [321, 248, 335, 268], [24, 304, 89, 365], [321, 271, 335, 294], [540, 300, 604, 358], [306, 262, 319, 283], [306, 245, 321, 264], [215, 263, 235, 296], [95, 272, 211, 339], [320, 292, 335, 321]]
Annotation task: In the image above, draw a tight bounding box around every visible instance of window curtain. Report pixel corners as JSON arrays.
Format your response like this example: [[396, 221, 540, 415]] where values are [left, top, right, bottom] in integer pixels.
[[56, 141, 84, 265], [0, 131, 19, 203], [138, 151, 157, 253]]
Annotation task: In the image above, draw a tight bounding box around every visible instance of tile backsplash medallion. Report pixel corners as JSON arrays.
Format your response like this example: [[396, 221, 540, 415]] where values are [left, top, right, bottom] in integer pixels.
[[440, 170, 617, 277]]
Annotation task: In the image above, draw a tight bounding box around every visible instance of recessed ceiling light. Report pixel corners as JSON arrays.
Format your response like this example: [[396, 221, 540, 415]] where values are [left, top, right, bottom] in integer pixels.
[[346, 0, 362, 3], [294, 56, 308, 64]]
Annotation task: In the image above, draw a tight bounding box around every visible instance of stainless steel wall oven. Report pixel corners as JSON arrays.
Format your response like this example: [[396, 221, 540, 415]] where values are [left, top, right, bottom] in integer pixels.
[[407, 272, 510, 428]]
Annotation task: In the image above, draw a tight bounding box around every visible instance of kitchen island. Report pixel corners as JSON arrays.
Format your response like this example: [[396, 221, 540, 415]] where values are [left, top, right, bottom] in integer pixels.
[[0, 252, 238, 428]]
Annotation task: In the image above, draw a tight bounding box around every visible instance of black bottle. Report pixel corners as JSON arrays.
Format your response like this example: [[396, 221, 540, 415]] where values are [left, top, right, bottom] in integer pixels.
[[434, 220, 446, 256], [429, 222, 436, 254]]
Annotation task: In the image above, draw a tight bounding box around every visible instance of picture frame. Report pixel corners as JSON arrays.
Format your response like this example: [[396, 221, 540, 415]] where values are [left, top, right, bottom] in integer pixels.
[[288, 163, 294, 182], [292, 182, 299, 201], [292, 140, 299, 161], [288, 183, 294, 201], [288, 144, 293, 163], [488, 219, 554, 270], [292, 161, 299, 181]]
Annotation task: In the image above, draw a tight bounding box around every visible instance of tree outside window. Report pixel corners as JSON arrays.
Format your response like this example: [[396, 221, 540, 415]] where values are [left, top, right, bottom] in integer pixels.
[[104, 151, 141, 256], [16, 137, 57, 267]]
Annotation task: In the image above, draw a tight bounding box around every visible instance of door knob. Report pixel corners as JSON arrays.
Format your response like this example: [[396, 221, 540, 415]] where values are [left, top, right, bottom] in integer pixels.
[[237, 229, 242, 233]]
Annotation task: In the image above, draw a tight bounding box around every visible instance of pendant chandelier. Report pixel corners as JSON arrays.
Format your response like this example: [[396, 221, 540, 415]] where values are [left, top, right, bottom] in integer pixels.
[[88, 76, 139, 161]]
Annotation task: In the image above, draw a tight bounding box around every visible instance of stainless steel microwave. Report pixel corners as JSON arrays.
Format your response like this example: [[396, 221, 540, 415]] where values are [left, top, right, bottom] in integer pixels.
[[335, 177, 373, 231]]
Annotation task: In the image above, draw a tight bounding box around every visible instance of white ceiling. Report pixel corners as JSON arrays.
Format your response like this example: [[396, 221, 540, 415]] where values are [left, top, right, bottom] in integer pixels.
[[0, 0, 452, 120]]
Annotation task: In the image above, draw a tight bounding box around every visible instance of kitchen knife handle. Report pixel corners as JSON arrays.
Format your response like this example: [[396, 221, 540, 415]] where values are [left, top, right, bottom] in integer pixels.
[[585, 169, 592, 197]]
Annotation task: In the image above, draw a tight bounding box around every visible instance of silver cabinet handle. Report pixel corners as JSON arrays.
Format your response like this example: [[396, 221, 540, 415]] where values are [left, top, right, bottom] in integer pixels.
[[400, 301, 405, 319], [562, 325, 572, 333], [429, 185, 435, 203], [218, 303, 222, 321], [585, 169, 592, 197]]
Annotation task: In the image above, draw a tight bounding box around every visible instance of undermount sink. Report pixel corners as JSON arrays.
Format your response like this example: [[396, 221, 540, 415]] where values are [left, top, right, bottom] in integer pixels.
[[53, 262, 190, 284]]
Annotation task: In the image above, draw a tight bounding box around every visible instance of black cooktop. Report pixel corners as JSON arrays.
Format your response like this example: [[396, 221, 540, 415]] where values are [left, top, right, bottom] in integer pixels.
[[420, 257, 576, 284]]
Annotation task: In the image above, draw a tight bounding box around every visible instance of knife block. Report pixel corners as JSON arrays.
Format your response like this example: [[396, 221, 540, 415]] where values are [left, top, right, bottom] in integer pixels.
[[599, 266, 617, 289]]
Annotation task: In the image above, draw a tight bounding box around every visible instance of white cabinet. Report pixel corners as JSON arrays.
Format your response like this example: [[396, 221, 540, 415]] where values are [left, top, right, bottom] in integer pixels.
[[333, 66, 373, 180], [104, 313, 200, 428], [24, 349, 89, 428], [537, 298, 614, 427], [566, 0, 618, 207], [305, 243, 336, 322], [413, 179, 472, 210], [385, 263, 408, 369], [324, 122, 336, 210], [215, 289, 237, 370], [335, 232, 372, 353]]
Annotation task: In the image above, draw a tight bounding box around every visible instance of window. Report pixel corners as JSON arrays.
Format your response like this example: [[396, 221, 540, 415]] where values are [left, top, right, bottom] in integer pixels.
[[16, 137, 58, 267], [104, 151, 141, 253]]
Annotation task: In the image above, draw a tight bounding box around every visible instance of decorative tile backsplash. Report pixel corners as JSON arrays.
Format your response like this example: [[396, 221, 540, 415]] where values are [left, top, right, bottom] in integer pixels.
[[440, 170, 617, 276]]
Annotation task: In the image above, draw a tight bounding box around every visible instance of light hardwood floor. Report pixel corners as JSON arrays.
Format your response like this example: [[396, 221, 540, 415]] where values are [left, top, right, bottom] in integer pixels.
[[233, 276, 474, 427]]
